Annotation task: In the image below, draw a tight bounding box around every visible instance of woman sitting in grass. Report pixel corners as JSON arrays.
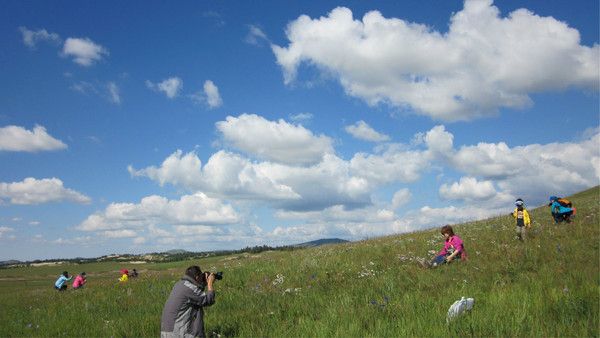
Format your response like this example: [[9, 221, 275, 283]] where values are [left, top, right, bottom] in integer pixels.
[[420, 225, 466, 268]]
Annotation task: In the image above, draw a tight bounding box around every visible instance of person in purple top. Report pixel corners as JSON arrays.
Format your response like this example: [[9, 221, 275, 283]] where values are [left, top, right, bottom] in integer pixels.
[[420, 225, 467, 268]]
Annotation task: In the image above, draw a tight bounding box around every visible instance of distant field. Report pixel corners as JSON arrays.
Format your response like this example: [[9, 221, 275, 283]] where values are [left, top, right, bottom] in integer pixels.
[[1, 187, 598, 337]]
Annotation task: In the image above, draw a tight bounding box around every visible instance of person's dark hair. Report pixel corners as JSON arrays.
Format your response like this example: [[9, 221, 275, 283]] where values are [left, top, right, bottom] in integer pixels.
[[62, 271, 69, 277], [440, 225, 454, 237], [185, 266, 203, 280], [81, 272, 86, 276]]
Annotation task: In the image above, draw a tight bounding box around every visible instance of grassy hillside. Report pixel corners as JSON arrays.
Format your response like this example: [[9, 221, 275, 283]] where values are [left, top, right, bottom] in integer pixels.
[[0, 187, 598, 337]]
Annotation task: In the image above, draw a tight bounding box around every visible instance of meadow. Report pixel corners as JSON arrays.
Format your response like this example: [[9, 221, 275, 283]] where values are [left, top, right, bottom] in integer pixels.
[[0, 187, 598, 337]]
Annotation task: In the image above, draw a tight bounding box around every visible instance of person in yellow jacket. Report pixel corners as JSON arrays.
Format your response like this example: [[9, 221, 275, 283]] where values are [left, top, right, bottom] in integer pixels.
[[119, 269, 129, 282], [512, 198, 531, 241]]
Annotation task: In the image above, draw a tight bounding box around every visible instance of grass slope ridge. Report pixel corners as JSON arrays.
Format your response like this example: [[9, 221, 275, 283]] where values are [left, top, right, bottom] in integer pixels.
[[0, 187, 598, 337]]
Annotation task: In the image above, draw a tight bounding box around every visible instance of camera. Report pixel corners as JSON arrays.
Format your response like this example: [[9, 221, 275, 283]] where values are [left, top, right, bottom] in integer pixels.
[[204, 271, 223, 281]]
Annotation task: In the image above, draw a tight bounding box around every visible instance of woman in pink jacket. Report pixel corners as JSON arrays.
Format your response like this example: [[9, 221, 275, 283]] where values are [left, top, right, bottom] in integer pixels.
[[428, 225, 466, 267], [72, 272, 86, 289]]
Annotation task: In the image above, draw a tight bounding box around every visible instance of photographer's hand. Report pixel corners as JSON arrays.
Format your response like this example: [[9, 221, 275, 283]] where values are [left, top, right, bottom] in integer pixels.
[[206, 273, 216, 291]]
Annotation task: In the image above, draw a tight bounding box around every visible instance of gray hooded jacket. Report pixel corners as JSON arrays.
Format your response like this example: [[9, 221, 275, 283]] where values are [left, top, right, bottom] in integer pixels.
[[160, 275, 215, 338]]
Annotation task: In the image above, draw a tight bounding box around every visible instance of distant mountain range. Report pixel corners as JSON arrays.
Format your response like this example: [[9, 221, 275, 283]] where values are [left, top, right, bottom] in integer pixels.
[[0, 238, 350, 267], [163, 249, 190, 255], [292, 238, 350, 248]]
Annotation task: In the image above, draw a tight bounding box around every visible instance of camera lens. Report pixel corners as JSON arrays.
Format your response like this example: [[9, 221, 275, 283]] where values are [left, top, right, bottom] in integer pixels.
[[215, 271, 223, 280]]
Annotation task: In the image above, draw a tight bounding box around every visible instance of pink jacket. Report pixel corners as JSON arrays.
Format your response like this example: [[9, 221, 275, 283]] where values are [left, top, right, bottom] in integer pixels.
[[73, 275, 86, 288], [439, 235, 466, 259]]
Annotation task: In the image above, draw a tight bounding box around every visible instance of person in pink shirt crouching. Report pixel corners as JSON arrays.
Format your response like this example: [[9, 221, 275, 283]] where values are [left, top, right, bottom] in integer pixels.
[[72, 272, 87, 289]]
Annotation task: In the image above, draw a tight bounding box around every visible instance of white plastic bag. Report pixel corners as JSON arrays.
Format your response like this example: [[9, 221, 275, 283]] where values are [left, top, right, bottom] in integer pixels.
[[446, 297, 474, 323]]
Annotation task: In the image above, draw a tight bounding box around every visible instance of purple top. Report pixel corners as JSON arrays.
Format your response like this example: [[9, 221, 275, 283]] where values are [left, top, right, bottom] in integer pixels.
[[73, 275, 86, 288], [439, 235, 465, 258]]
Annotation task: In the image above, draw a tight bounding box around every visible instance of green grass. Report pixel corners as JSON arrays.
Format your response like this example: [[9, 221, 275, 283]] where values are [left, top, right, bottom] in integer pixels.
[[1, 186, 598, 337]]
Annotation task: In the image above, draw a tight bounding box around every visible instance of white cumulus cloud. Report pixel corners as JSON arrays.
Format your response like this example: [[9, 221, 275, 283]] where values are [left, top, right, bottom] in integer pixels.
[[272, 1, 599, 121], [423, 125, 454, 155], [130, 122, 455, 212], [439, 177, 498, 201], [203, 80, 223, 108], [0, 177, 91, 205], [261, 154, 372, 211], [350, 147, 431, 185], [130, 149, 373, 211], [19, 27, 61, 48], [107, 82, 121, 104], [289, 112, 313, 123], [0, 125, 67, 152], [0, 226, 15, 239], [345, 121, 390, 142], [129, 116, 599, 218], [77, 193, 239, 232], [174, 225, 219, 236], [216, 114, 334, 165], [102, 230, 137, 238], [129, 150, 299, 201], [51, 236, 93, 245], [146, 77, 183, 99], [407, 205, 504, 228], [62, 37, 109, 66], [245, 24, 269, 45], [133, 237, 146, 245], [450, 132, 600, 200], [391, 188, 412, 209]]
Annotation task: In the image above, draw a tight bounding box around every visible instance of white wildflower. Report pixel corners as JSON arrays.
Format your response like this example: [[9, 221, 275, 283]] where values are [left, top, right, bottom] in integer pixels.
[[358, 266, 377, 278], [272, 274, 285, 286]]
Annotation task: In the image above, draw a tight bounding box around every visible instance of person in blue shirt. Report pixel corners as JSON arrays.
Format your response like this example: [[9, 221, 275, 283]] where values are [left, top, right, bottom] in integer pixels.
[[54, 271, 72, 291], [549, 196, 574, 223]]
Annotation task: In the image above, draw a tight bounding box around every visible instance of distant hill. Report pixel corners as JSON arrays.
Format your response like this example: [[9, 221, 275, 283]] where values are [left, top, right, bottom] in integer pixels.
[[2, 240, 353, 267], [292, 238, 349, 248], [164, 249, 190, 255]]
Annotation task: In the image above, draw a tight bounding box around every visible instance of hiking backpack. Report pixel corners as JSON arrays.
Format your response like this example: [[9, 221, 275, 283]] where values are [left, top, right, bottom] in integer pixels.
[[557, 198, 572, 208]]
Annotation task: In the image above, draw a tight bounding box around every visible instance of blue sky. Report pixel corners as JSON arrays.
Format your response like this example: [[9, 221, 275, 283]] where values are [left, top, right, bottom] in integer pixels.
[[0, 0, 598, 261]]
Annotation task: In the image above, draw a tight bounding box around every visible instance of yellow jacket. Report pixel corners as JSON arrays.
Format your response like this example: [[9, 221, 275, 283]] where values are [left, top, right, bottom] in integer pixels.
[[119, 274, 129, 282], [512, 208, 531, 227]]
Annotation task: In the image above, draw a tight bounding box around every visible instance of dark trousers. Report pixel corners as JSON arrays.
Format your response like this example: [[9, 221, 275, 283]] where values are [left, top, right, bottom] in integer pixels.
[[553, 211, 573, 223]]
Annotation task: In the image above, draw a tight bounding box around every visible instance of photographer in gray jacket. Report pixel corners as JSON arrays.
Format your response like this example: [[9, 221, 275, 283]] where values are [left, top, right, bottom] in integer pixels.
[[161, 266, 216, 338]]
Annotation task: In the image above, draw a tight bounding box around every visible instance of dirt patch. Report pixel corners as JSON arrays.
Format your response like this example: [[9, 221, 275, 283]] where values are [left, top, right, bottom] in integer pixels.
[[0, 277, 26, 281]]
